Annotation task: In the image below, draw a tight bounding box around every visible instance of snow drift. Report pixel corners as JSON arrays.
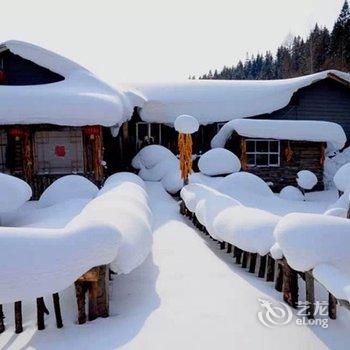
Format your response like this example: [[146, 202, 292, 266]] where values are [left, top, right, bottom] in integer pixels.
[[0, 173, 152, 303]]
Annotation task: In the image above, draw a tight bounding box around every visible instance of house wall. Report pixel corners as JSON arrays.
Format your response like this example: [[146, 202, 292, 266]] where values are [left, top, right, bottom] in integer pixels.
[[226, 135, 324, 192], [256, 78, 350, 145]]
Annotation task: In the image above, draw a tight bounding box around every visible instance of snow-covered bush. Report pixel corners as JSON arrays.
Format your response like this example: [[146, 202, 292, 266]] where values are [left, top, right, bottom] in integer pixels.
[[198, 148, 241, 176], [132, 145, 182, 194], [274, 213, 350, 301], [0, 173, 32, 213], [296, 170, 317, 190], [0, 173, 152, 303], [217, 172, 274, 198], [39, 175, 98, 207], [334, 163, 350, 193], [214, 206, 280, 255], [279, 186, 304, 201], [174, 114, 199, 134]]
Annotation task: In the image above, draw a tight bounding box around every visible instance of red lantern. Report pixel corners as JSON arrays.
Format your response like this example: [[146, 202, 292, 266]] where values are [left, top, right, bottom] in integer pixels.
[[9, 127, 24, 141], [0, 70, 5, 84], [83, 125, 101, 140]]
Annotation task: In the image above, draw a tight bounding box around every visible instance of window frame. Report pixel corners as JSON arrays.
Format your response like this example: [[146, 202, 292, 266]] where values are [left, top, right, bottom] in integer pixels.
[[245, 138, 280, 167], [135, 122, 162, 150]]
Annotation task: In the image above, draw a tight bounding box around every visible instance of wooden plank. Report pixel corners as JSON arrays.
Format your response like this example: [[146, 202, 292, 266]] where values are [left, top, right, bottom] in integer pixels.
[[305, 272, 315, 319], [14, 301, 23, 334], [258, 255, 267, 278], [53, 293, 63, 328]]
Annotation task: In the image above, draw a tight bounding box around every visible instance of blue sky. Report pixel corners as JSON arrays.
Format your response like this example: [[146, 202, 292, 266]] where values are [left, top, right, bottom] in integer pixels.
[[0, 0, 345, 84]]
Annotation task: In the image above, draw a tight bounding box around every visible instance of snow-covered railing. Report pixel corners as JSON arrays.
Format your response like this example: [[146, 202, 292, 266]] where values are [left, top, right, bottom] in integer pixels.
[[0, 173, 152, 333], [179, 179, 349, 320]]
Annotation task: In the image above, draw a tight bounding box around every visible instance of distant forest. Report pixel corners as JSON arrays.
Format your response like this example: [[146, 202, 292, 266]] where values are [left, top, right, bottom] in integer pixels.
[[194, 0, 350, 80]]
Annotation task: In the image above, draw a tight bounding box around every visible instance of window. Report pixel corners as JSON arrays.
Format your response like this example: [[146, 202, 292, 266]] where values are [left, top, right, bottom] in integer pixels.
[[0, 130, 7, 172], [136, 122, 162, 150], [245, 139, 280, 167], [34, 130, 84, 174]]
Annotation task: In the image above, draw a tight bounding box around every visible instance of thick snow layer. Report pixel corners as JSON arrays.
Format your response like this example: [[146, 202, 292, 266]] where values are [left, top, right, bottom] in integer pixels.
[[39, 175, 98, 207], [275, 213, 350, 301], [174, 115, 199, 134], [0, 40, 134, 126], [279, 186, 305, 201], [214, 206, 280, 255], [180, 183, 214, 213], [324, 147, 350, 188], [132, 144, 177, 169], [198, 148, 241, 176], [129, 70, 350, 125], [189, 172, 224, 188], [0, 174, 32, 213], [334, 163, 350, 192], [133, 145, 182, 194], [2, 181, 349, 349], [296, 170, 318, 190], [324, 207, 348, 218], [0, 172, 152, 302], [217, 172, 274, 198], [211, 119, 346, 151]]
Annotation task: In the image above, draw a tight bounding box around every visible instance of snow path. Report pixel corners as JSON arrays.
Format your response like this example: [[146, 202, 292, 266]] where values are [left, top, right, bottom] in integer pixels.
[[1, 182, 350, 349]]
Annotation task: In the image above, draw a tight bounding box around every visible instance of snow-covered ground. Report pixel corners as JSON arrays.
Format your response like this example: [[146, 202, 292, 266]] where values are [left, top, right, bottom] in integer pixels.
[[2, 182, 349, 350]]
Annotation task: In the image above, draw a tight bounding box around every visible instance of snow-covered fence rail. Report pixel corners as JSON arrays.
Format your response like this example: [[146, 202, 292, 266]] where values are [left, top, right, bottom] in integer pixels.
[[180, 182, 349, 320], [0, 173, 152, 333]]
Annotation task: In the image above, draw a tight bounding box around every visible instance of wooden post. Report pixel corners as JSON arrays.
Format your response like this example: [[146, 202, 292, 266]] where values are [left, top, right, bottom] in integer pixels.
[[234, 247, 242, 264], [37, 297, 45, 330], [305, 272, 315, 319], [21, 127, 34, 186], [282, 260, 298, 308], [328, 293, 337, 320], [0, 305, 4, 334], [14, 301, 23, 334], [88, 282, 99, 321], [266, 255, 275, 282], [249, 253, 257, 273], [75, 281, 87, 324], [226, 243, 232, 254], [220, 241, 226, 250], [53, 293, 63, 328], [96, 265, 109, 318], [179, 200, 187, 216], [275, 262, 283, 292], [241, 251, 249, 268], [258, 255, 267, 278]]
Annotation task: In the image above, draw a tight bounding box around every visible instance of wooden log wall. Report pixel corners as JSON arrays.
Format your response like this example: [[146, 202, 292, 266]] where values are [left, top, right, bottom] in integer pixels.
[[234, 138, 325, 192]]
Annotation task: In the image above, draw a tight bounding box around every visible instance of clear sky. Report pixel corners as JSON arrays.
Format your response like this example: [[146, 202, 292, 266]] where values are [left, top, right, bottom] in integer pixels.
[[0, 0, 345, 85]]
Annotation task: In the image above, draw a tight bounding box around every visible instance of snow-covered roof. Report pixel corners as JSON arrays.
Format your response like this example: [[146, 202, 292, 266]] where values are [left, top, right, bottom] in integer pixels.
[[0, 40, 133, 127], [128, 70, 350, 125], [211, 119, 347, 151]]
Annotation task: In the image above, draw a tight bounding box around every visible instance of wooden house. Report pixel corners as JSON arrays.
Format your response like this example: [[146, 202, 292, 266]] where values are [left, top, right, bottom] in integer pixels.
[[0, 40, 132, 198], [211, 119, 346, 191]]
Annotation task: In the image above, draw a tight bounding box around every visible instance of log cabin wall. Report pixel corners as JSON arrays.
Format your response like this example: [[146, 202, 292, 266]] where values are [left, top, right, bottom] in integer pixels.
[[228, 136, 325, 192], [0, 125, 104, 199]]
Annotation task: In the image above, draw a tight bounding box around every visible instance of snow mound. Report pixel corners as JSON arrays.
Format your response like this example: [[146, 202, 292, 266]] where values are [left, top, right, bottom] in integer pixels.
[[174, 115, 199, 134], [217, 172, 274, 198], [214, 206, 280, 255], [0, 173, 152, 303], [334, 163, 350, 192], [133, 145, 182, 194], [296, 170, 318, 190], [274, 213, 350, 301], [198, 148, 241, 176], [39, 175, 98, 207], [0, 173, 32, 213], [279, 186, 304, 201], [324, 207, 347, 218], [181, 183, 216, 213], [324, 147, 350, 188], [132, 144, 177, 169], [189, 172, 224, 188], [211, 119, 346, 151]]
